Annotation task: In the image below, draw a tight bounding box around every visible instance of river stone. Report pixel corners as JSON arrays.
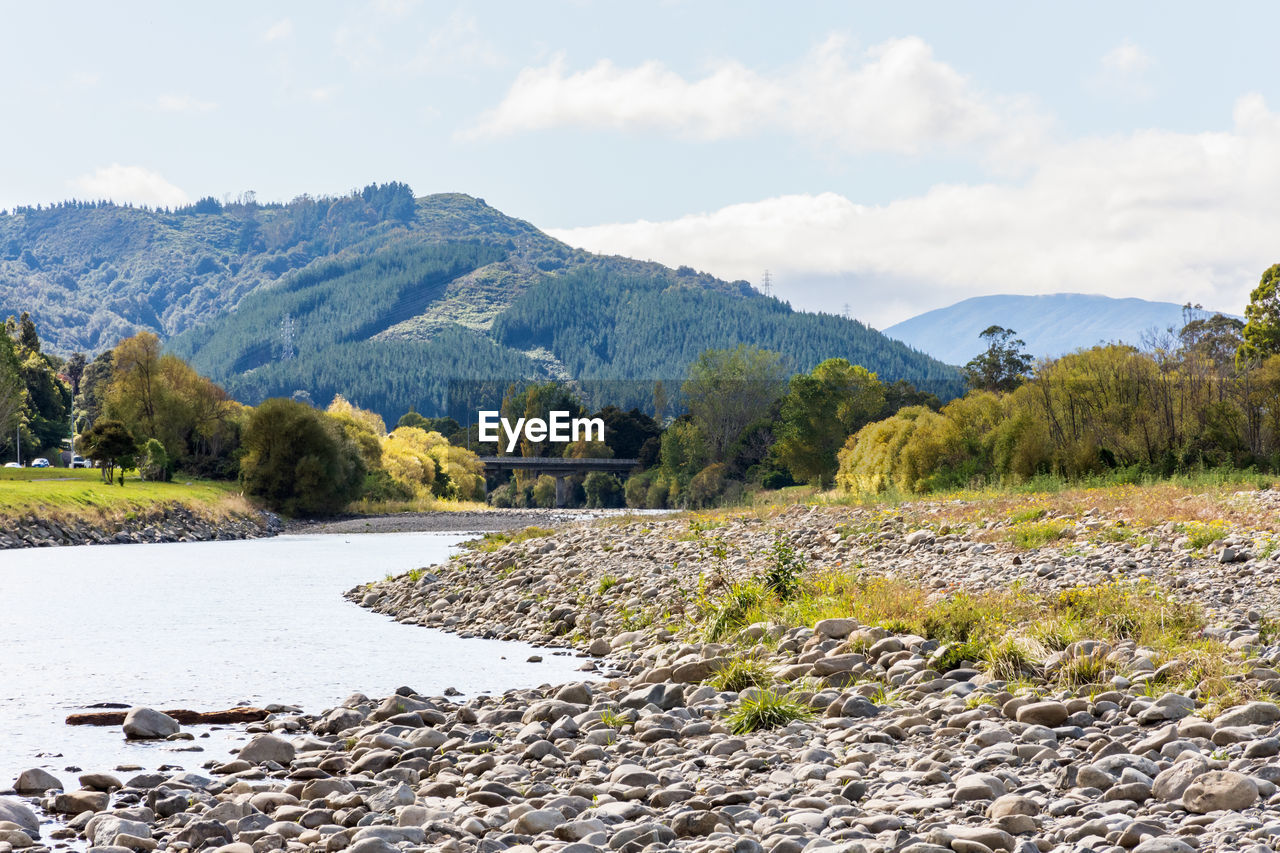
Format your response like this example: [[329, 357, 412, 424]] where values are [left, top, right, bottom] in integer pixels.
[[1182, 770, 1259, 813], [0, 829, 33, 849], [1153, 757, 1210, 801], [814, 618, 859, 639], [671, 657, 726, 683], [122, 707, 180, 739], [988, 794, 1039, 819], [79, 773, 122, 792], [238, 734, 296, 765], [53, 789, 108, 814], [0, 798, 40, 835], [86, 815, 152, 849], [174, 820, 232, 847], [513, 808, 565, 834], [1015, 701, 1069, 727], [1214, 701, 1280, 728], [14, 768, 61, 794], [1132, 839, 1196, 853]]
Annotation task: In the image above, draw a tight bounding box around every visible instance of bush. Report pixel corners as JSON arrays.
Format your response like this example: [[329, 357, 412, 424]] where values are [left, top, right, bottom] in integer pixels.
[[532, 474, 557, 508], [624, 470, 655, 508], [687, 462, 728, 508], [584, 471, 621, 508], [138, 438, 172, 482], [240, 398, 365, 517]]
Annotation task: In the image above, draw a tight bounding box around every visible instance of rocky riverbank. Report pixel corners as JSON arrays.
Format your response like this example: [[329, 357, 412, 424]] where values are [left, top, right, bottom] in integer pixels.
[[0, 505, 283, 549], [8, 490, 1280, 853]]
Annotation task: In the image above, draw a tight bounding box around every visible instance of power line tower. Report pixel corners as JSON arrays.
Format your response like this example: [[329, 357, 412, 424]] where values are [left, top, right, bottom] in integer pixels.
[[280, 313, 296, 362], [761, 269, 772, 297], [842, 303, 852, 319]]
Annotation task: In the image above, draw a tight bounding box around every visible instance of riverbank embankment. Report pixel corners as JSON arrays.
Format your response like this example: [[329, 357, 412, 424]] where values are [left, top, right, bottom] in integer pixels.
[[11, 487, 1280, 853]]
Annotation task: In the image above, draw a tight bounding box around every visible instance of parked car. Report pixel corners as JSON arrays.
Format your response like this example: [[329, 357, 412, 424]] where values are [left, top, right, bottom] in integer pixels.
[[4, 462, 21, 468], [30, 457, 51, 468], [69, 455, 90, 468]]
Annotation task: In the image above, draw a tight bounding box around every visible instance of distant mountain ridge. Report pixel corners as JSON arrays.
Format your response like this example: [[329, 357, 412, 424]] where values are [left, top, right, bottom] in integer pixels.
[[882, 293, 1241, 366], [0, 187, 964, 421]]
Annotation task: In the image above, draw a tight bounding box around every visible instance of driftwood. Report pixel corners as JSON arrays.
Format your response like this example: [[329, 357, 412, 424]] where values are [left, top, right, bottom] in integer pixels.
[[66, 706, 269, 726]]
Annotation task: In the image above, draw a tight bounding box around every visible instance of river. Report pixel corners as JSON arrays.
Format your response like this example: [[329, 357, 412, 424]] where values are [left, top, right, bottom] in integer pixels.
[[0, 531, 587, 782]]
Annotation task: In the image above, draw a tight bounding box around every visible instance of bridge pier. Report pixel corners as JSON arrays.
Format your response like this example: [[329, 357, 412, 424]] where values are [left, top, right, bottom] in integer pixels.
[[554, 475, 571, 508]]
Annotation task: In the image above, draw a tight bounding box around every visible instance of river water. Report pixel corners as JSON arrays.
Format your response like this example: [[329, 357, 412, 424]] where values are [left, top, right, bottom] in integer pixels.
[[0, 531, 587, 783]]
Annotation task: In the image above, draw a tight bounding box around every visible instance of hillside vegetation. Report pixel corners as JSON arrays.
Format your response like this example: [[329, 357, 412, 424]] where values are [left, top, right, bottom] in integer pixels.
[[1, 186, 964, 422]]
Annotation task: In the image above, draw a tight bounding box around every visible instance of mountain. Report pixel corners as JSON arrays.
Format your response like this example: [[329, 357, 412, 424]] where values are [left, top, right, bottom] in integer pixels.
[[882, 293, 1237, 366], [1, 186, 965, 421]]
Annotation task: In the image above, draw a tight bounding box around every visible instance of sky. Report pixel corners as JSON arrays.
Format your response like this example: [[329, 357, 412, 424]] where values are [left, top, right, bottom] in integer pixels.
[[2, 1, 1278, 327]]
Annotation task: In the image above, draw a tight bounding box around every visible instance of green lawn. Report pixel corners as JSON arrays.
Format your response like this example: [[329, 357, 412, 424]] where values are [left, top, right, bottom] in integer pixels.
[[0, 467, 246, 519]]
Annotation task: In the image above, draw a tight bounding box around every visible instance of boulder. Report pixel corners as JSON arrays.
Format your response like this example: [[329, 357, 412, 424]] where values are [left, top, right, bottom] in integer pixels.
[[122, 707, 180, 739], [1213, 701, 1280, 729], [14, 768, 61, 794], [1182, 770, 1259, 813], [0, 797, 40, 835], [237, 734, 295, 765]]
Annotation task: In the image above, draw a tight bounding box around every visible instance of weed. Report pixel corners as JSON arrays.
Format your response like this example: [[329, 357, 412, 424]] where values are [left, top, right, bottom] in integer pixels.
[[598, 709, 629, 729], [763, 534, 805, 601], [597, 574, 621, 595], [723, 689, 815, 734], [983, 636, 1040, 680], [1008, 519, 1073, 549], [1178, 520, 1231, 550], [466, 526, 556, 553], [706, 657, 773, 692], [703, 581, 769, 642], [964, 692, 996, 709]]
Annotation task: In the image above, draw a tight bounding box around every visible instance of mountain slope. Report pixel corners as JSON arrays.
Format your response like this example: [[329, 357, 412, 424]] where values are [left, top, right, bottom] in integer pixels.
[[882, 293, 1235, 365], [2, 187, 965, 421]]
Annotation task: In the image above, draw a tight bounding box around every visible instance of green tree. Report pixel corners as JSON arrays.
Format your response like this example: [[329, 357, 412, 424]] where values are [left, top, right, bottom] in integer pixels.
[[1239, 263, 1280, 364], [963, 326, 1034, 393], [81, 419, 137, 484], [682, 345, 788, 460], [138, 438, 172, 482], [0, 326, 26, 456], [240, 398, 365, 516], [774, 358, 885, 486]]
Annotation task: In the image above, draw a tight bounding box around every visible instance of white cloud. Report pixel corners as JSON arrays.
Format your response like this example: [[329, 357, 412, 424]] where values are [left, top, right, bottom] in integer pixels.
[[154, 94, 216, 113], [1093, 39, 1155, 100], [1101, 39, 1152, 74], [465, 35, 1046, 156], [549, 95, 1280, 328], [71, 164, 190, 208], [264, 18, 293, 42]]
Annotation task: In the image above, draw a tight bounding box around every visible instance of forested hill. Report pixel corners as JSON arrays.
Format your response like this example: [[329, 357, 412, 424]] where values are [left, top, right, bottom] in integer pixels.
[[1, 185, 964, 420]]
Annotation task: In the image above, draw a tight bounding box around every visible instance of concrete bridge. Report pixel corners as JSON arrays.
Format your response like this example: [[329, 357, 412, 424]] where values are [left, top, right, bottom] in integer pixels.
[[479, 456, 639, 507]]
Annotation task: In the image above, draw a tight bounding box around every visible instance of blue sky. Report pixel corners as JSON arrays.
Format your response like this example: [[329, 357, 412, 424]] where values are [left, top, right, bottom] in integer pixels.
[[2, 1, 1278, 326]]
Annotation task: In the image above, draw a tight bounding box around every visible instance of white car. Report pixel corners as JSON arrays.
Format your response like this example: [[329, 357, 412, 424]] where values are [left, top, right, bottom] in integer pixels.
[[4, 462, 21, 468], [69, 455, 90, 468]]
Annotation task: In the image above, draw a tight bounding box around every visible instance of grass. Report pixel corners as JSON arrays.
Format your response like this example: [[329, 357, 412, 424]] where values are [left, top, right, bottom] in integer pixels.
[[723, 688, 815, 734], [348, 496, 491, 515], [597, 709, 629, 729], [1007, 519, 1074, 549], [706, 657, 773, 693], [597, 574, 621, 595], [464, 525, 557, 553], [0, 467, 248, 522]]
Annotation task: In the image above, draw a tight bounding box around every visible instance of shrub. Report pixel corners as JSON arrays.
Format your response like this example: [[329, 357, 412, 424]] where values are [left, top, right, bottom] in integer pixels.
[[138, 437, 172, 482], [763, 535, 805, 601], [240, 398, 365, 517], [532, 474, 557, 508], [584, 471, 621, 508], [724, 689, 815, 734], [687, 463, 728, 508]]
